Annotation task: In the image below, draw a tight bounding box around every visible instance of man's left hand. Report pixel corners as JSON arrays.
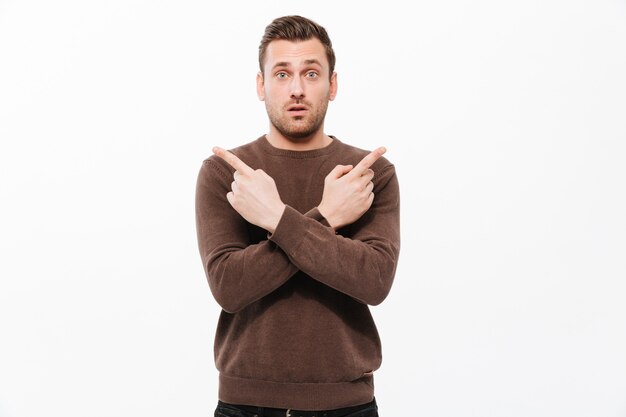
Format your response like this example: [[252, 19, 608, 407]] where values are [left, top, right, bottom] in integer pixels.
[[213, 146, 286, 233]]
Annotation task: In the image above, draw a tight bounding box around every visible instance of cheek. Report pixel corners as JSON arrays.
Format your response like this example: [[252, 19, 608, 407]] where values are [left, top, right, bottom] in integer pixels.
[[264, 84, 286, 101], [314, 82, 331, 95], [314, 86, 331, 102]]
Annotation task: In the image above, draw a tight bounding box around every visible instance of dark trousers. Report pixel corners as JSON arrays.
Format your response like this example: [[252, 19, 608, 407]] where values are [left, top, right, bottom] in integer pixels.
[[214, 397, 379, 417]]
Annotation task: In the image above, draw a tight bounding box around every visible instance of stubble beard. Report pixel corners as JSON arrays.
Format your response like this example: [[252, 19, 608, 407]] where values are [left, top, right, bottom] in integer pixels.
[[266, 98, 329, 141]]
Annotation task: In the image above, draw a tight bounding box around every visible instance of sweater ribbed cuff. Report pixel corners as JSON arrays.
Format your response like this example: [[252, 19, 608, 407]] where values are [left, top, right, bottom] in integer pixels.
[[303, 206, 332, 228], [267, 205, 310, 249], [267, 205, 332, 241]]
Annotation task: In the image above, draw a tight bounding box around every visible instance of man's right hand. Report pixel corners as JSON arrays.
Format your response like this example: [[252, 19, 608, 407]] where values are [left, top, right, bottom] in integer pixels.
[[318, 147, 387, 230]]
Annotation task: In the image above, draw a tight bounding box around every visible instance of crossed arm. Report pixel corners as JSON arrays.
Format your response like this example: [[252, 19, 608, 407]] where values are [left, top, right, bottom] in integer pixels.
[[195, 147, 400, 313]]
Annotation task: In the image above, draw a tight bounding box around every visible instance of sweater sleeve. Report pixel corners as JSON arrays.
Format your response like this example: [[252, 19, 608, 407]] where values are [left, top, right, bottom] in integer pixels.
[[267, 164, 401, 305], [195, 159, 331, 313]]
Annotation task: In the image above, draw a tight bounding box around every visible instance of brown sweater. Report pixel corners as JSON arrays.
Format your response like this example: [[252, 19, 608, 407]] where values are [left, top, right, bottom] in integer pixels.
[[195, 135, 401, 410]]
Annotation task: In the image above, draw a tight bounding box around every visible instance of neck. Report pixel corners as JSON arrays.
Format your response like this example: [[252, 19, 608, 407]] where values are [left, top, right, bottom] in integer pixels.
[[265, 127, 332, 151]]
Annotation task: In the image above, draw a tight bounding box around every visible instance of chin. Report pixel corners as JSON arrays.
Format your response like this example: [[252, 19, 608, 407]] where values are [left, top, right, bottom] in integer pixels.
[[278, 124, 316, 140], [286, 126, 319, 139], [270, 115, 323, 140]]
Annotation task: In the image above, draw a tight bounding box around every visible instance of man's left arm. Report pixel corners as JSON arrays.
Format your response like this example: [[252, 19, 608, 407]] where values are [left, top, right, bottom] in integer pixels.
[[268, 164, 400, 306]]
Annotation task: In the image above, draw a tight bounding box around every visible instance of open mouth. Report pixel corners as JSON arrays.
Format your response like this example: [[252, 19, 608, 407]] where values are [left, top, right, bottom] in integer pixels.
[[287, 105, 308, 118], [288, 105, 308, 112]]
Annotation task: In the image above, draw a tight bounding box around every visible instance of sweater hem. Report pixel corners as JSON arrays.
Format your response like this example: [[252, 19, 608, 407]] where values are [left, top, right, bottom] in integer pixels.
[[218, 372, 375, 410]]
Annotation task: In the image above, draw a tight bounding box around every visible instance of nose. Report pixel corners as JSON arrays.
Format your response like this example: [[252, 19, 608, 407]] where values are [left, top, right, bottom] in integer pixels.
[[289, 76, 304, 99]]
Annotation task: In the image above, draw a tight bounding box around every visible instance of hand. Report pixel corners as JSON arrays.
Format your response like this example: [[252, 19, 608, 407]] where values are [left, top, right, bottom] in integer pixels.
[[318, 147, 387, 230], [213, 146, 286, 233]]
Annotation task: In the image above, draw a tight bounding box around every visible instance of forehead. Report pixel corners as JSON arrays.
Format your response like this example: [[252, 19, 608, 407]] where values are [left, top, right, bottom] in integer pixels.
[[264, 38, 329, 70]]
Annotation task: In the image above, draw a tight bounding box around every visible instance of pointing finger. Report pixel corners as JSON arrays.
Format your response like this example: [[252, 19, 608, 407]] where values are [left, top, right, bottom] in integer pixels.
[[350, 147, 387, 177], [213, 146, 254, 175]]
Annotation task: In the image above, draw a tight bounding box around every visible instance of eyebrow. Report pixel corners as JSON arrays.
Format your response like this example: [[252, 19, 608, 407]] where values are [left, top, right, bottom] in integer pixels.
[[271, 59, 323, 71]]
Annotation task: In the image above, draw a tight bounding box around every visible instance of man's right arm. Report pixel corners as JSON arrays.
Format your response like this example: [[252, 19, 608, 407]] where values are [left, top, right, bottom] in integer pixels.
[[195, 158, 299, 313], [195, 158, 326, 313]]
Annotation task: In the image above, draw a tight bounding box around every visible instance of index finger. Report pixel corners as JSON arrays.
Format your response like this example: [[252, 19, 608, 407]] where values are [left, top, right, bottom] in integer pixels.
[[350, 146, 387, 176], [213, 146, 254, 175]]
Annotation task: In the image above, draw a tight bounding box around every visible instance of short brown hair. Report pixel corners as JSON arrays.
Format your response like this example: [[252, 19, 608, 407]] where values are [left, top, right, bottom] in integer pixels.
[[258, 15, 336, 78]]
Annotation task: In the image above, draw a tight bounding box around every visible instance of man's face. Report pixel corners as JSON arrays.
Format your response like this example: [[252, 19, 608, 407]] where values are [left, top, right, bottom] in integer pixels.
[[257, 38, 337, 140]]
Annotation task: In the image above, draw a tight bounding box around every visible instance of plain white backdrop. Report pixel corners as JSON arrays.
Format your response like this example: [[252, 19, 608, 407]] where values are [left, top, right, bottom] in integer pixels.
[[1, 1, 625, 416]]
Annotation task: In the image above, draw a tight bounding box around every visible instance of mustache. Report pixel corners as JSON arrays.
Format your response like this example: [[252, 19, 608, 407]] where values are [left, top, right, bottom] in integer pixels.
[[284, 100, 312, 109]]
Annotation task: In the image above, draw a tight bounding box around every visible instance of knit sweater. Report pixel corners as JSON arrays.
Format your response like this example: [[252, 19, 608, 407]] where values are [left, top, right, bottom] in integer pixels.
[[195, 134, 401, 410]]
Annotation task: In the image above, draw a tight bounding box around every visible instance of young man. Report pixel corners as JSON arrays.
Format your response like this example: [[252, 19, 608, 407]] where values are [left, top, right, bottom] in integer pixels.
[[195, 15, 400, 417]]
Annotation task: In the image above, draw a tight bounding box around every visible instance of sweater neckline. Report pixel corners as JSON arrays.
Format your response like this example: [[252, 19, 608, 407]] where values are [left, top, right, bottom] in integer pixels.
[[257, 134, 340, 158]]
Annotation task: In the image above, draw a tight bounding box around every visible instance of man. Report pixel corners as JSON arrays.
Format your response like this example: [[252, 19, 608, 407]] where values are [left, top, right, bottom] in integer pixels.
[[195, 15, 400, 417]]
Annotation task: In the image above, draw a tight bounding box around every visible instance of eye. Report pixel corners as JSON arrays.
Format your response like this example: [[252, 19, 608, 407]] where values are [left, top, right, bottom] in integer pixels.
[[305, 71, 318, 78], [275, 72, 289, 79]]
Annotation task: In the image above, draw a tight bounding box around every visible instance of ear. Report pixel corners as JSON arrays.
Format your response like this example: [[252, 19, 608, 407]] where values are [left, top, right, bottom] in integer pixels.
[[256, 72, 265, 101], [329, 71, 338, 101]]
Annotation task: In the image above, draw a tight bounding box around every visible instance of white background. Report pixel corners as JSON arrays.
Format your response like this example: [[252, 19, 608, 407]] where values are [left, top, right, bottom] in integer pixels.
[[1, 1, 625, 416]]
